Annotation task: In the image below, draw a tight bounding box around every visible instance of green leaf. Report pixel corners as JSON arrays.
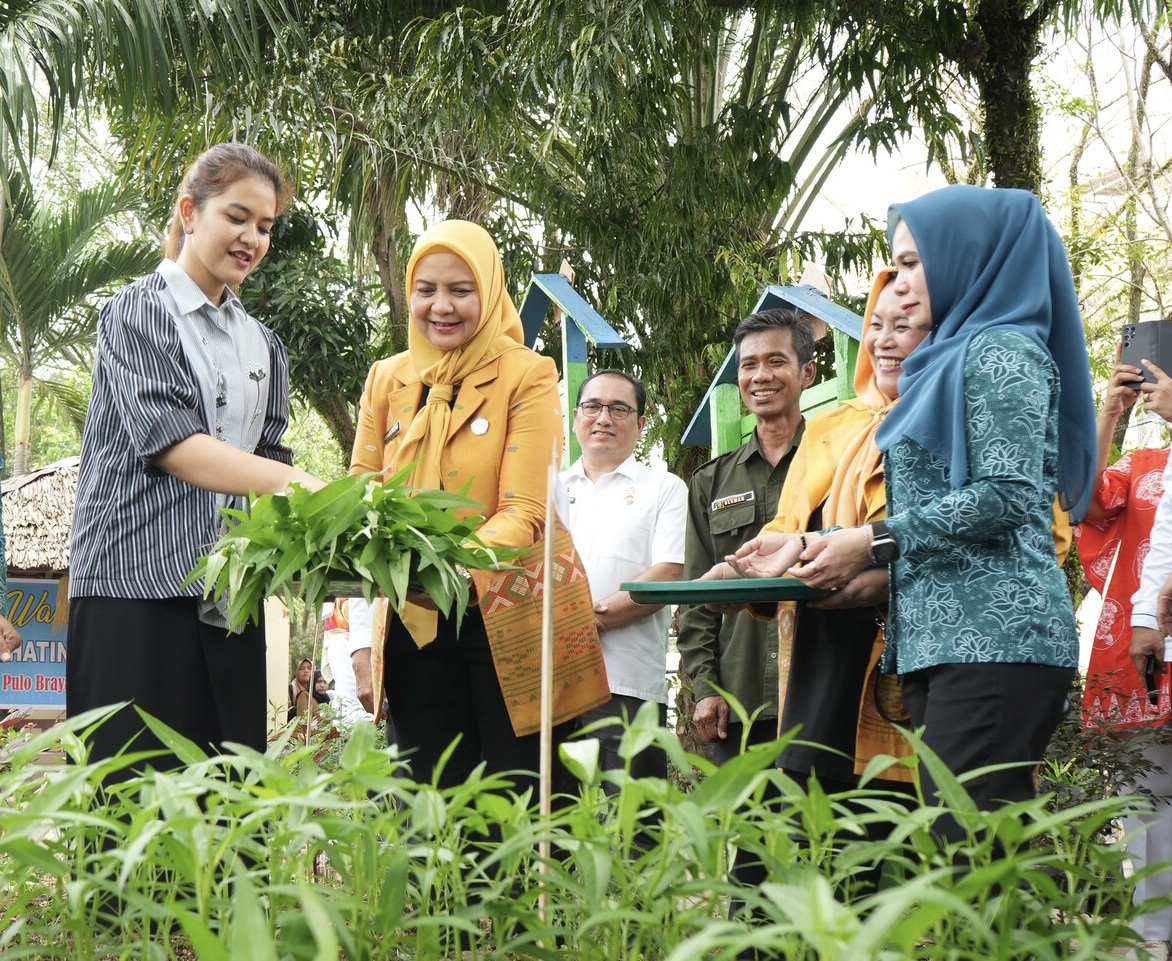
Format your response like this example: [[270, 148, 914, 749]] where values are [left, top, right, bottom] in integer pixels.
[[269, 542, 312, 591], [228, 870, 279, 961], [186, 473, 516, 629]]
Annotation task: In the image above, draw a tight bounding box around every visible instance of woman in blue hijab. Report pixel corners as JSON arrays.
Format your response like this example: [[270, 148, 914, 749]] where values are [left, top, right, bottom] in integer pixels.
[[731, 185, 1096, 833]]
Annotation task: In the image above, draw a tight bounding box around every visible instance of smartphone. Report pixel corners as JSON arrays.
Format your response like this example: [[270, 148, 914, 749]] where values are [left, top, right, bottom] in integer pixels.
[[1144, 653, 1167, 706], [1121, 319, 1172, 388]]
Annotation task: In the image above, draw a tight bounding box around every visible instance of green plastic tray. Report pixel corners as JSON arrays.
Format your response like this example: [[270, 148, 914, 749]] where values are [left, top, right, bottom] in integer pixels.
[[621, 576, 831, 605]]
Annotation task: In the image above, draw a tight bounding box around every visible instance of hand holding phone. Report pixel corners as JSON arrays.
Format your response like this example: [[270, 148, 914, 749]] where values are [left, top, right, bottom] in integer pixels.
[[1121, 320, 1172, 389], [1144, 653, 1167, 706]]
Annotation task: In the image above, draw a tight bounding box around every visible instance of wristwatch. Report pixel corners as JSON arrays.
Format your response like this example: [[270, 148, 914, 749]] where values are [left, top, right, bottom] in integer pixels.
[[867, 521, 899, 567]]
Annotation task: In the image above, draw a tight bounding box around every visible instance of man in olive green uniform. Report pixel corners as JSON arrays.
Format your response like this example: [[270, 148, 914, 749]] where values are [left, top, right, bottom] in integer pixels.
[[677, 306, 816, 762], [677, 307, 815, 939]]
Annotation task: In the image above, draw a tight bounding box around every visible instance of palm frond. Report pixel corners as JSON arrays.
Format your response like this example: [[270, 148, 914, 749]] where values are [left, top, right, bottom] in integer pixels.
[[0, 0, 304, 170], [32, 374, 89, 434], [2, 172, 153, 363]]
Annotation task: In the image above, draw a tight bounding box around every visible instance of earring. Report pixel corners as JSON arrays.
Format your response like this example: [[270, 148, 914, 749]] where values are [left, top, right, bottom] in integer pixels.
[[184, 226, 193, 234]]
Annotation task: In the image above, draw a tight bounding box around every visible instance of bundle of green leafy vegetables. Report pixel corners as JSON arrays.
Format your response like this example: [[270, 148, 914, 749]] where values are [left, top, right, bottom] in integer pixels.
[[186, 469, 521, 632]]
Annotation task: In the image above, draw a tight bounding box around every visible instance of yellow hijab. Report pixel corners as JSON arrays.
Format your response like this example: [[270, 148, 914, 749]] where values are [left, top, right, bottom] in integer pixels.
[[767, 269, 912, 782], [395, 220, 526, 490], [767, 268, 896, 535], [823, 268, 898, 527], [395, 220, 525, 646]]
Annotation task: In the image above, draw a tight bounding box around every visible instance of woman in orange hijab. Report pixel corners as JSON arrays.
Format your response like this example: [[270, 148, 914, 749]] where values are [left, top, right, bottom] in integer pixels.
[[757, 270, 926, 790], [702, 272, 922, 912], [350, 220, 605, 794]]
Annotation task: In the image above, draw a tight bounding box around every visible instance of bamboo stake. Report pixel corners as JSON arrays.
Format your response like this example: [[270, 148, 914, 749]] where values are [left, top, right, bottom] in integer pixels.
[[538, 447, 557, 926], [304, 606, 325, 749]]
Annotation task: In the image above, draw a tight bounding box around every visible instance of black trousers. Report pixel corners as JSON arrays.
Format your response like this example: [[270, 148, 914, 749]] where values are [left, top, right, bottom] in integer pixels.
[[384, 607, 575, 797], [575, 693, 668, 794], [67, 596, 267, 778], [902, 661, 1074, 843]]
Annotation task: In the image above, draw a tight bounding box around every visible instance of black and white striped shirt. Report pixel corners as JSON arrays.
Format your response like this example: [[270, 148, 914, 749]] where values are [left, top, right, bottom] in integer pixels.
[[69, 261, 293, 599]]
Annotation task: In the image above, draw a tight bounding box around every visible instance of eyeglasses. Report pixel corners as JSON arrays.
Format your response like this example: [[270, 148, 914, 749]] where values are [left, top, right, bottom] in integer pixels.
[[577, 401, 637, 421]]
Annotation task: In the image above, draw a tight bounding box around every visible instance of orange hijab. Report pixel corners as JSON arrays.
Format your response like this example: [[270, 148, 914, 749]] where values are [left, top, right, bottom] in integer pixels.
[[395, 220, 526, 491], [823, 268, 898, 527], [767, 268, 896, 535], [765, 269, 911, 782]]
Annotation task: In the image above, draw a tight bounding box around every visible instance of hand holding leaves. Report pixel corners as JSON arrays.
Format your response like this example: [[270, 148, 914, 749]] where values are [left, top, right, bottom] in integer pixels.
[[186, 469, 520, 632]]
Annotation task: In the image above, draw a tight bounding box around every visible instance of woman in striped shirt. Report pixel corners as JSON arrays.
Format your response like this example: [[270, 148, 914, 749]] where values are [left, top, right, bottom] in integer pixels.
[[68, 143, 322, 776]]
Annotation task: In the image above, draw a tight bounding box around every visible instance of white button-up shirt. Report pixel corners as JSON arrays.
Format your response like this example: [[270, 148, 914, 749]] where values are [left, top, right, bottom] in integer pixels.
[[1132, 452, 1172, 632], [558, 455, 688, 703]]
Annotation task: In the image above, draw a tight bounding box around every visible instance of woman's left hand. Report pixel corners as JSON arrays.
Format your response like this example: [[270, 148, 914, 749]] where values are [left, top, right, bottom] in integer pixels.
[[791, 527, 873, 592], [807, 567, 889, 609]]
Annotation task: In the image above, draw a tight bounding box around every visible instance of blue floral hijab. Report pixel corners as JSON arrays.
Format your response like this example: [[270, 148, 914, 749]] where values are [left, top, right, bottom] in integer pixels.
[[874, 184, 1096, 522]]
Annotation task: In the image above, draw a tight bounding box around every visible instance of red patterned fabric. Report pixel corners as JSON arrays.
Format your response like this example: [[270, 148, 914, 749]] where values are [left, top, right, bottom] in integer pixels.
[[1073, 447, 1171, 729]]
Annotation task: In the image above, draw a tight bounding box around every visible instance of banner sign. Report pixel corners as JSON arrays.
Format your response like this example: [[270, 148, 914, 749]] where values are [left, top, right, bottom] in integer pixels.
[[0, 578, 67, 710]]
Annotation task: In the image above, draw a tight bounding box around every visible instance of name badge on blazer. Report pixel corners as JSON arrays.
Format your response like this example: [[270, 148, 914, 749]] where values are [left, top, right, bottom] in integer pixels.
[[384, 421, 401, 443], [710, 490, 754, 512]]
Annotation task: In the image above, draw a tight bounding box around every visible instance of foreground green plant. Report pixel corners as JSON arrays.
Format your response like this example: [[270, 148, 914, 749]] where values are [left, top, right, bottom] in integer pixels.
[[0, 706, 1157, 960], [186, 469, 521, 631]]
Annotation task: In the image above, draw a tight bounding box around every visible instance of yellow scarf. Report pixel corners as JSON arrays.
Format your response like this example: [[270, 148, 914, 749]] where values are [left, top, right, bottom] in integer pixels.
[[767, 269, 916, 782], [396, 220, 526, 646], [766, 269, 897, 536], [823, 268, 898, 529]]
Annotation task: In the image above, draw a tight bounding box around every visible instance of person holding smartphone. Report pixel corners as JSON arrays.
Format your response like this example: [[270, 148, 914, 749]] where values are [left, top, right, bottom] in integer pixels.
[[1080, 352, 1172, 727], [1119, 354, 1172, 961]]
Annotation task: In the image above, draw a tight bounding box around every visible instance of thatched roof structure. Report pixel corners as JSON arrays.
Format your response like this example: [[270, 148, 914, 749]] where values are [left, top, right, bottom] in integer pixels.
[[2, 456, 77, 575]]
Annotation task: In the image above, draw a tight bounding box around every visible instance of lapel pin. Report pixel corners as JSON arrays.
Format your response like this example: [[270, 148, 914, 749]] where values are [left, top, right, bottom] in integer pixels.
[[471, 416, 490, 436]]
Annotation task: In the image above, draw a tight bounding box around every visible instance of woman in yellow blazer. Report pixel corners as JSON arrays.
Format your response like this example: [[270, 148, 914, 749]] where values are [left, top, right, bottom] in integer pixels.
[[350, 219, 592, 794]]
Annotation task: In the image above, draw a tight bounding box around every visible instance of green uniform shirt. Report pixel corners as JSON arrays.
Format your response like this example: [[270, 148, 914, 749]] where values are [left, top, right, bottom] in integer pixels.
[[677, 424, 804, 718]]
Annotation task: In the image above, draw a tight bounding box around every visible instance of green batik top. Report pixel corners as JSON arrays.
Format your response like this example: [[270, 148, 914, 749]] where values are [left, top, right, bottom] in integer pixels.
[[881, 329, 1078, 675]]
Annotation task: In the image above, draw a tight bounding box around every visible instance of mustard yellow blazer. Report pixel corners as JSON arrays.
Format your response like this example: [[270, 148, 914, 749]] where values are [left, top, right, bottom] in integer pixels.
[[350, 347, 564, 560]]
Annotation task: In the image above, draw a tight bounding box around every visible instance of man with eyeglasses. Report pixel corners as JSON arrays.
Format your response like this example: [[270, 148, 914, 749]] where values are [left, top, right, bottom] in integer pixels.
[[557, 369, 688, 790]]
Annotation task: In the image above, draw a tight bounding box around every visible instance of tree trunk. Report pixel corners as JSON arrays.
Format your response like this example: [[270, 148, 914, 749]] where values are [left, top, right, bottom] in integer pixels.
[[1125, 79, 1147, 327], [315, 394, 358, 461], [0, 369, 6, 479], [1113, 44, 1150, 455], [370, 178, 409, 357], [976, 0, 1044, 191], [1067, 122, 1090, 294], [12, 370, 31, 477]]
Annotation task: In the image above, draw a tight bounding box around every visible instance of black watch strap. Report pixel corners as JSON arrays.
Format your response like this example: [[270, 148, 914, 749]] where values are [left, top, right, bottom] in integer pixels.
[[868, 521, 899, 567]]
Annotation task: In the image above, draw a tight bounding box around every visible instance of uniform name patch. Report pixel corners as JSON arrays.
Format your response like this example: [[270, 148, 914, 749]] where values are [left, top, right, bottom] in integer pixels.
[[711, 490, 755, 512]]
